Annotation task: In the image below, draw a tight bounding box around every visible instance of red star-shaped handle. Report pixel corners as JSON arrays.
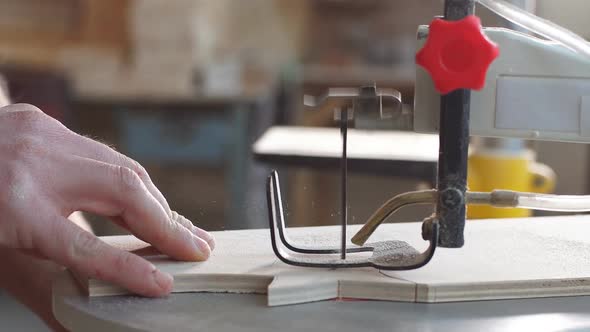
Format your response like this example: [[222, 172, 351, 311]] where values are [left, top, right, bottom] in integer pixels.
[[416, 15, 499, 95]]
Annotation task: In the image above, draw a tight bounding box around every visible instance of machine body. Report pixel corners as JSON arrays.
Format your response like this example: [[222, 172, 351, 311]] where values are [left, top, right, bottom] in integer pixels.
[[266, 0, 590, 270]]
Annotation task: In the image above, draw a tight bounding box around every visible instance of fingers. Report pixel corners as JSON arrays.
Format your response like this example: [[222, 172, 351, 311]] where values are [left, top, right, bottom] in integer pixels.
[[58, 156, 211, 261], [171, 211, 216, 250], [34, 217, 173, 297], [61, 134, 173, 216], [110, 212, 216, 251], [58, 130, 215, 251]]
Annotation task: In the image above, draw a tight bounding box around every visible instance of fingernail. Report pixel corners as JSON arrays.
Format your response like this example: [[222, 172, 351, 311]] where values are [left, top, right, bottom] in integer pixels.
[[193, 236, 211, 260], [153, 270, 173, 293]]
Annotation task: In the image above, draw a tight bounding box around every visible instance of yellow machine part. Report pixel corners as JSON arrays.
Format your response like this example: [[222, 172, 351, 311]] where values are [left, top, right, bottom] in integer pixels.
[[467, 149, 556, 219]]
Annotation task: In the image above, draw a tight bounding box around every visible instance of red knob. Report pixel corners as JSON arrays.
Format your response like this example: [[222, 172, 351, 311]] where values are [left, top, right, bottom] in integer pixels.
[[416, 15, 499, 95]]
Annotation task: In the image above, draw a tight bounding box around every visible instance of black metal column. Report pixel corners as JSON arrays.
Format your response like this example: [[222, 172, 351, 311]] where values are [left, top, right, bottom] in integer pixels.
[[436, 0, 475, 248]]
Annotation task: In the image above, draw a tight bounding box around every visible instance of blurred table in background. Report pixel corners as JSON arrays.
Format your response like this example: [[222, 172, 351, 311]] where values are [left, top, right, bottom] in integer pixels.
[[254, 126, 438, 180], [252, 126, 439, 228]]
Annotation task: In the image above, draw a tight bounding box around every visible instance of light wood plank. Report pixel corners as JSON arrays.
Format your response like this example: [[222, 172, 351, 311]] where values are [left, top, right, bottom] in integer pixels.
[[84, 215, 590, 306]]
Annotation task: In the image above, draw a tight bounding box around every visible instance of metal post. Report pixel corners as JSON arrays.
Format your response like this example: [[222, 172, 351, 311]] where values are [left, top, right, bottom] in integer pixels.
[[436, 0, 475, 248]]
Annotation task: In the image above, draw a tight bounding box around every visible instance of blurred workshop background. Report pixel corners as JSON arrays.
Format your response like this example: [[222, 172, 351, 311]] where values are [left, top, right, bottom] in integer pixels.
[[1, 0, 589, 234], [1, 0, 590, 330]]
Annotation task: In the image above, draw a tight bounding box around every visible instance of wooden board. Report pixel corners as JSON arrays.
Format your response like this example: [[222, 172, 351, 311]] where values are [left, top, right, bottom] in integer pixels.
[[82, 215, 590, 306]]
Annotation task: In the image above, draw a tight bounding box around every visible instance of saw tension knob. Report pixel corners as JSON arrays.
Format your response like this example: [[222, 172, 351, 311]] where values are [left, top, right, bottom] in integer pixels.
[[416, 15, 499, 95]]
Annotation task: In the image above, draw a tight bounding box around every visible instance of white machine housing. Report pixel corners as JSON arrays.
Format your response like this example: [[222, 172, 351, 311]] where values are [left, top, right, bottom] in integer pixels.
[[414, 26, 590, 143]]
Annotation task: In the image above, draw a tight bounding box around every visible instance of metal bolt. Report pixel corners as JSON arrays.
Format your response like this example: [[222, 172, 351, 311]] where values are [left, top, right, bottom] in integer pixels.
[[439, 188, 464, 210]]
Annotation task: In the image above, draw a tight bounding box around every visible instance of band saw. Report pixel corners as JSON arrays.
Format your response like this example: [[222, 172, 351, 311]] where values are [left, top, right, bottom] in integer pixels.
[[53, 1, 590, 331], [267, 0, 590, 271]]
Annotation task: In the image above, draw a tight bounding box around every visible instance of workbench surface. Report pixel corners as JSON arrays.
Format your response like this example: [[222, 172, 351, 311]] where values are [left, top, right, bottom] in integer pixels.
[[54, 270, 590, 332], [53, 215, 590, 331]]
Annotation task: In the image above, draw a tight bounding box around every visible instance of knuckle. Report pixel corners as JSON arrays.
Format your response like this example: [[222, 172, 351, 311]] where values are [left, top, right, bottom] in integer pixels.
[[166, 215, 182, 232], [10, 135, 46, 159], [115, 166, 144, 194], [153, 217, 179, 244], [2, 104, 45, 130], [124, 156, 150, 182], [170, 211, 179, 221], [71, 230, 102, 261], [1, 103, 43, 115], [67, 231, 107, 277], [175, 213, 195, 232]]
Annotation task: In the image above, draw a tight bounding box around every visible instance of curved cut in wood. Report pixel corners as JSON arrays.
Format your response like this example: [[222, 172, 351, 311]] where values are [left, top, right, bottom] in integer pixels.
[[74, 215, 590, 307]]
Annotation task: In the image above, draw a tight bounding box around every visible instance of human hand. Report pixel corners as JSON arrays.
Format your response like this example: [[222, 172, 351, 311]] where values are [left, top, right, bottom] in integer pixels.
[[0, 103, 215, 297]]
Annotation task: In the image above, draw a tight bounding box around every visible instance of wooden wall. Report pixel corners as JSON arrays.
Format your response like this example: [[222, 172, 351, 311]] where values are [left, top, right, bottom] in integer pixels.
[[0, 0, 130, 68]]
